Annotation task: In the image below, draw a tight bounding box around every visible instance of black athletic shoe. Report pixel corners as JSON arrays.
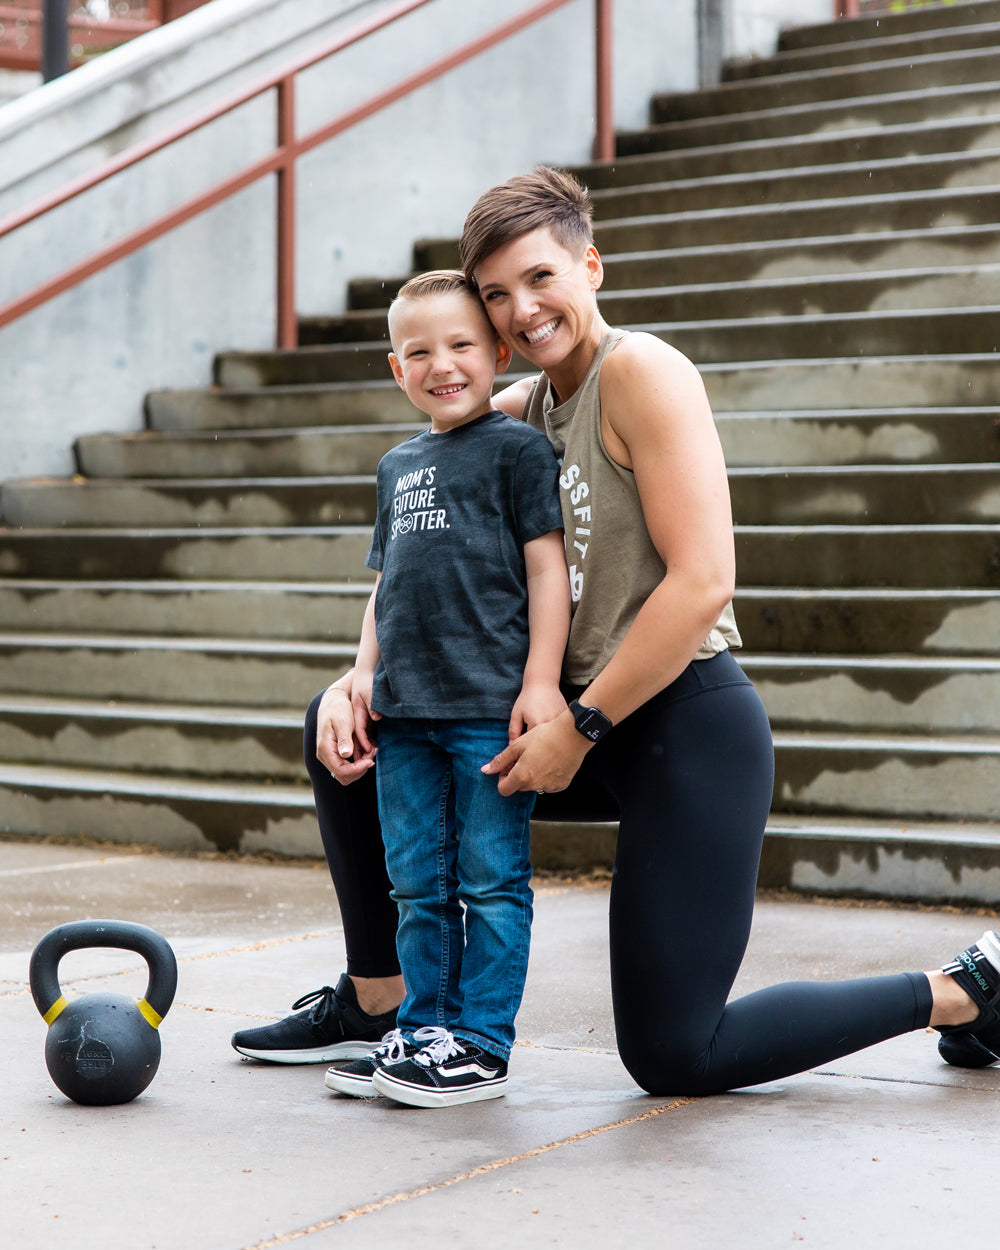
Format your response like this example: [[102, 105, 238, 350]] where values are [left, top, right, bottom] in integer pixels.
[[324, 1026, 449, 1096], [371, 1031, 508, 1107], [231, 974, 398, 1064], [936, 931, 1000, 1067]]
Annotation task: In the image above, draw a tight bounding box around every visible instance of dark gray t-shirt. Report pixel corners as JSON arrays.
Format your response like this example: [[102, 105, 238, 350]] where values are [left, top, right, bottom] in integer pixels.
[[366, 411, 563, 719]]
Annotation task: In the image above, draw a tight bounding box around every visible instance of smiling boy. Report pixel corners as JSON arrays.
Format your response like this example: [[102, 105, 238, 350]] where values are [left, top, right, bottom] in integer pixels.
[[323, 270, 570, 1108]]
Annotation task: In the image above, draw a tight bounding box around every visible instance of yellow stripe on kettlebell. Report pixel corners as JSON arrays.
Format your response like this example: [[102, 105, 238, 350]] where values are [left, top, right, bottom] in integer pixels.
[[136, 998, 163, 1029], [43, 996, 68, 1026]]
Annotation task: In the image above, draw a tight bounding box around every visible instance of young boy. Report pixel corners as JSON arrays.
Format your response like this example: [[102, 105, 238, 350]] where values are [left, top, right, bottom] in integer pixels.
[[324, 271, 570, 1108]]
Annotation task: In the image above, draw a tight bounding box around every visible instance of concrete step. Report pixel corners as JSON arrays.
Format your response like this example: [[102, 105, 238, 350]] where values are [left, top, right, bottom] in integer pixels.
[[214, 311, 1000, 384], [145, 381, 415, 431], [758, 813, 1000, 905], [76, 422, 420, 479], [1, 522, 996, 586], [651, 46, 1000, 123], [589, 150, 1000, 220], [735, 523, 1000, 587], [745, 654, 1000, 735], [3, 476, 378, 527], [585, 117, 1000, 190], [2, 579, 996, 657], [772, 729, 1000, 823], [0, 632, 352, 706], [0, 695, 305, 781], [0, 526, 373, 580], [600, 264, 1000, 323], [0, 579, 368, 639], [704, 355, 1000, 412], [716, 408, 1000, 466], [594, 183, 1000, 253], [10, 460, 999, 532], [735, 588, 1000, 656], [1, 733, 998, 859], [597, 226, 1000, 292], [311, 265, 1000, 345], [727, 20, 1000, 80], [778, 2, 1000, 51], [729, 463, 1000, 525], [0, 761, 320, 856], [342, 225, 1000, 313], [619, 82, 1000, 154], [659, 308, 1000, 366]]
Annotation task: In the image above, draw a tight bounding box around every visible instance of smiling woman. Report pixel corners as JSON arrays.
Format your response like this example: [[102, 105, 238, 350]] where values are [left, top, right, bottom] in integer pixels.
[[237, 165, 997, 1100]]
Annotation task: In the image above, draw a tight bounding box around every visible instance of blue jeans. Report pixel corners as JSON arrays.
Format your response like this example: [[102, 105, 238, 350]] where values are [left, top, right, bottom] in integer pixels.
[[375, 717, 536, 1061]]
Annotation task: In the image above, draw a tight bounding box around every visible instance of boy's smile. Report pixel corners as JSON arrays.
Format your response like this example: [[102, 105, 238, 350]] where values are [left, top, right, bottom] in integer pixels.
[[388, 289, 511, 433]]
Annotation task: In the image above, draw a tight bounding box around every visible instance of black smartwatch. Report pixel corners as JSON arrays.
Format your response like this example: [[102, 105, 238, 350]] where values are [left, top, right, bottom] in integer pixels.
[[569, 699, 613, 743]]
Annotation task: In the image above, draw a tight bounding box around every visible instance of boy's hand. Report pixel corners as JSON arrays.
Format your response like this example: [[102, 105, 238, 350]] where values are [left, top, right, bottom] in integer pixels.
[[509, 681, 568, 741]]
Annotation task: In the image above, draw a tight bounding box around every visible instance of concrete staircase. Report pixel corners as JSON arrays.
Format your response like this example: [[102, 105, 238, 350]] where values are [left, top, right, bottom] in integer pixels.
[[3, 0, 1000, 901]]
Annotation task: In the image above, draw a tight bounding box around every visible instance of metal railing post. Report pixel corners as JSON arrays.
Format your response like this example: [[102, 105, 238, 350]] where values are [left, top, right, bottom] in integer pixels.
[[276, 75, 298, 350], [41, 0, 69, 81], [593, 0, 613, 161], [698, 0, 725, 88]]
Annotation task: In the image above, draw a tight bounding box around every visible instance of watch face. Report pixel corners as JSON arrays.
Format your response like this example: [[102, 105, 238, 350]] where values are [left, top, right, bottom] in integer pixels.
[[573, 702, 611, 742]]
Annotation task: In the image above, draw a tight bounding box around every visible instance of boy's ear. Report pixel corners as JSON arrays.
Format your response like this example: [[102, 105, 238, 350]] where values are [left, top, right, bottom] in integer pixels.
[[388, 352, 406, 389], [494, 337, 513, 374]]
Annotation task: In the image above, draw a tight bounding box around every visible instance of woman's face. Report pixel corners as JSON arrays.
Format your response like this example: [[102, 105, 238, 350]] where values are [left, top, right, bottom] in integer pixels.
[[474, 226, 604, 376]]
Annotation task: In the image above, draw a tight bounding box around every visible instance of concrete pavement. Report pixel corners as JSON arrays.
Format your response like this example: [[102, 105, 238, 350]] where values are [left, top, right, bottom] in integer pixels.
[[3, 835, 1000, 1249]]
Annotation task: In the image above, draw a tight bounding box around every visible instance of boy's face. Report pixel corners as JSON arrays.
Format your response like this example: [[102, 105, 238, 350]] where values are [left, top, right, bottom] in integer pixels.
[[388, 290, 511, 433]]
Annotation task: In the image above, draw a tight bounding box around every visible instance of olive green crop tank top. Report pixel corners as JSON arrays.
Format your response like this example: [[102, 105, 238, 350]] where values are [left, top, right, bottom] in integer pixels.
[[522, 328, 741, 685]]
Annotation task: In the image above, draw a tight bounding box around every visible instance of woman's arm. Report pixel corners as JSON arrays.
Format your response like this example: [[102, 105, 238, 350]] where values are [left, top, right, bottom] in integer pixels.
[[578, 333, 735, 722], [484, 334, 735, 795], [315, 576, 382, 783], [491, 375, 535, 421], [508, 528, 571, 740]]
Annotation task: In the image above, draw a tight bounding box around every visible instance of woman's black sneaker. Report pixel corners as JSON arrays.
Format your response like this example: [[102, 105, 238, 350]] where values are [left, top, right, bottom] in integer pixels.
[[936, 931, 1000, 1067], [324, 1027, 449, 1096], [371, 1031, 508, 1107], [231, 974, 398, 1064]]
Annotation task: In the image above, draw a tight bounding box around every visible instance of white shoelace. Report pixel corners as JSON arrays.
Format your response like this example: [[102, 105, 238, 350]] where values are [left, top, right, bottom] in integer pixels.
[[413, 1030, 465, 1068], [375, 1025, 450, 1064]]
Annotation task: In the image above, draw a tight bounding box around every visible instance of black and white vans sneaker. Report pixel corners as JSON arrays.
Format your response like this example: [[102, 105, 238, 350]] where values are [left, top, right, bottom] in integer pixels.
[[371, 1031, 508, 1108], [231, 974, 398, 1064], [937, 930, 1000, 1067], [324, 1027, 449, 1096]]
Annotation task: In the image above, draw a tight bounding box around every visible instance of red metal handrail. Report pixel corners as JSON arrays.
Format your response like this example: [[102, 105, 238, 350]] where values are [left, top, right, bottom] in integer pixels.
[[0, 0, 612, 348]]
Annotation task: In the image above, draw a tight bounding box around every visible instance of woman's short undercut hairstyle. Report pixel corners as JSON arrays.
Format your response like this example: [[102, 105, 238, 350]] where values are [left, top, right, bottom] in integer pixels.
[[459, 166, 594, 285]]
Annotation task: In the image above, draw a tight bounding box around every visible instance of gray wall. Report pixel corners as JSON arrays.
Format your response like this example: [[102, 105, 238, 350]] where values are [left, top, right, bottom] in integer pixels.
[[0, 0, 826, 483]]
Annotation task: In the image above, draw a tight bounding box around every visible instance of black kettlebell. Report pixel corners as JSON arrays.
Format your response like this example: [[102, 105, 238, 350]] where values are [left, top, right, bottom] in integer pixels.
[[29, 919, 178, 1106]]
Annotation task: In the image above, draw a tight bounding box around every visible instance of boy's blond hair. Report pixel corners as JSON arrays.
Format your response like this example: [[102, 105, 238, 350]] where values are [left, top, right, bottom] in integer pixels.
[[387, 270, 496, 349], [459, 166, 594, 285]]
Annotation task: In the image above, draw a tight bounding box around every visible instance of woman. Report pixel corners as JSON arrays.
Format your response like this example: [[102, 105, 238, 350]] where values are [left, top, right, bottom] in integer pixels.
[[232, 167, 996, 1092]]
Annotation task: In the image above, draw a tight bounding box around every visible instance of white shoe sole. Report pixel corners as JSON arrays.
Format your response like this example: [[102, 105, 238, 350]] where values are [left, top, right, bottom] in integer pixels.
[[232, 1040, 379, 1064], [977, 930, 1000, 974], [324, 1066, 377, 1096], [371, 1069, 507, 1108]]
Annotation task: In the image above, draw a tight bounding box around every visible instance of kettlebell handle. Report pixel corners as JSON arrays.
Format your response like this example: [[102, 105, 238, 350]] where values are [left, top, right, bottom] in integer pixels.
[[29, 920, 178, 1028]]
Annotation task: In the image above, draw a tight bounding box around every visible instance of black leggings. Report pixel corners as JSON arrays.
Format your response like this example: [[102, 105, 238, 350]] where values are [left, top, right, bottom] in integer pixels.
[[303, 651, 932, 1095]]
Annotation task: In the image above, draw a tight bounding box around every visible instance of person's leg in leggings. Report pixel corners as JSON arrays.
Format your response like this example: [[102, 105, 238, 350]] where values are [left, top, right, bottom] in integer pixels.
[[598, 654, 933, 1096], [303, 691, 399, 979]]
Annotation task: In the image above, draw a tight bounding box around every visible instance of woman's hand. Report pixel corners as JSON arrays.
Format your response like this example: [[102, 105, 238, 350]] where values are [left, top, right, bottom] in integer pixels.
[[351, 666, 381, 758], [315, 679, 375, 785], [483, 709, 591, 797]]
